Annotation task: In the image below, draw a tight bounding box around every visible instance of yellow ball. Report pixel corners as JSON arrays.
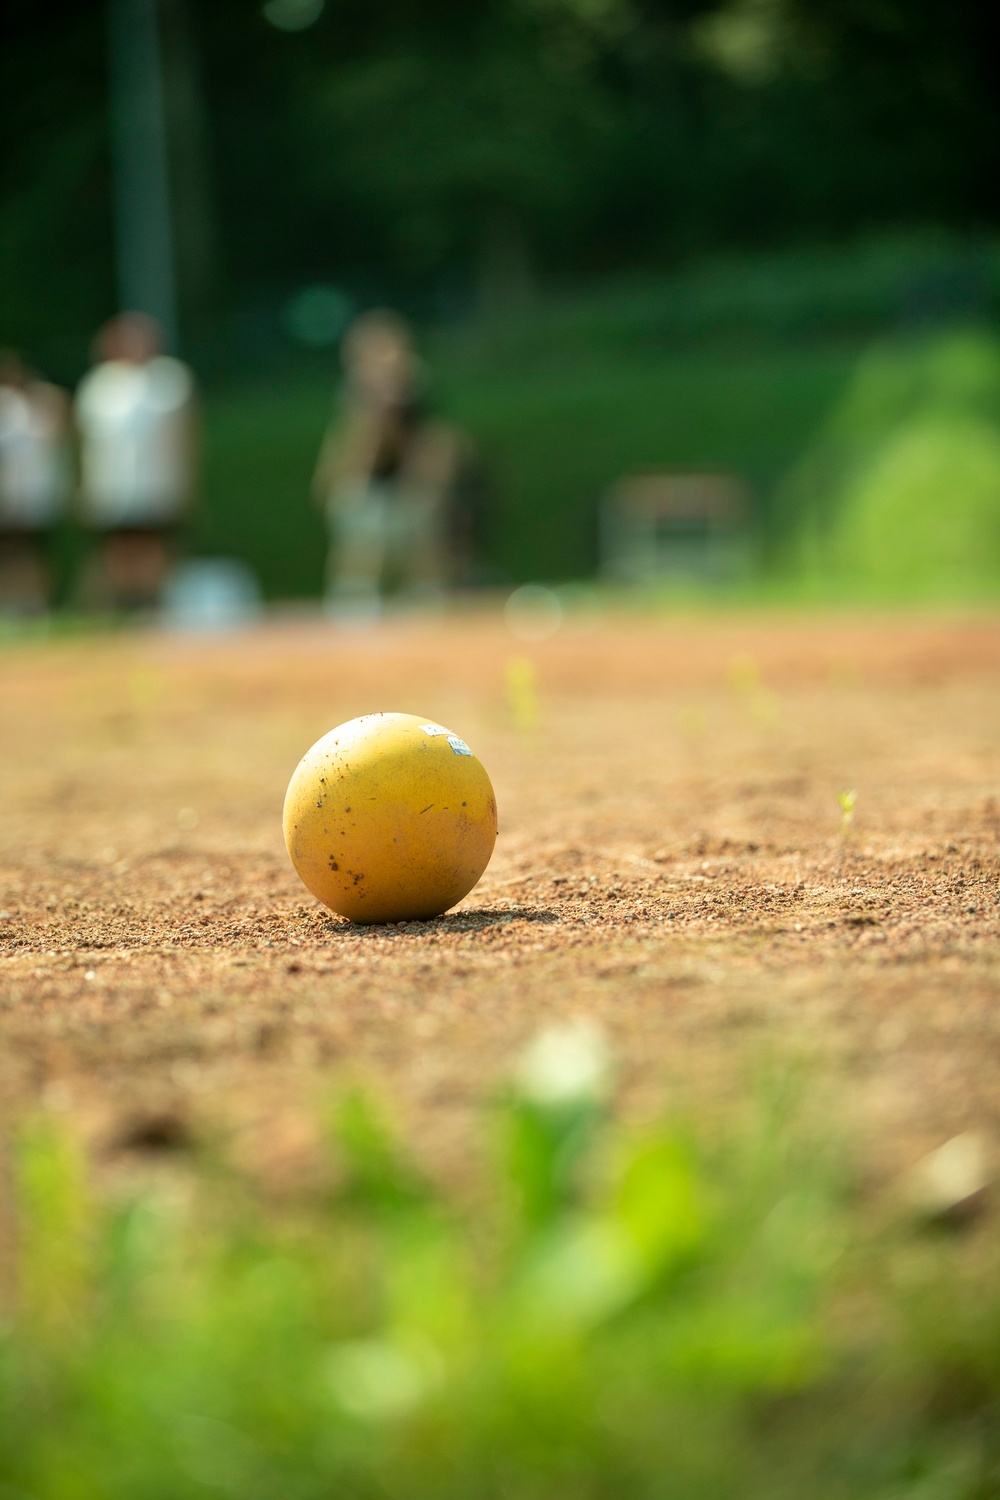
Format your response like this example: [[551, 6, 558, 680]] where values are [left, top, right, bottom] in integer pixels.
[[282, 712, 498, 924]]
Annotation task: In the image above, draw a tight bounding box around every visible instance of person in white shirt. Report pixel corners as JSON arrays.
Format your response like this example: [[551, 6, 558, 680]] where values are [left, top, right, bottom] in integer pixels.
[[75, 313, 196, 610], [0, 351, 71, 615]]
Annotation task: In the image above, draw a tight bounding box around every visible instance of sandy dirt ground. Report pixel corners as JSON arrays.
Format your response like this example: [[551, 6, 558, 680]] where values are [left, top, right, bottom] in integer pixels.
[[1, 608, 998, 1191]]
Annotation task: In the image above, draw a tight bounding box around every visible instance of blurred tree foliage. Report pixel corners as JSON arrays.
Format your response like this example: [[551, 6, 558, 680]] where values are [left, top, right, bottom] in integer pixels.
[[777, 328, 1000, 597], [2, 0, 998, 371]]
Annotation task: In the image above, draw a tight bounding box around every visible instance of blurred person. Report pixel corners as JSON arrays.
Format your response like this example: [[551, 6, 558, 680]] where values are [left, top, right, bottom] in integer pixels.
[[75, 313, 196, 612], [312, 310, 475, 618], [0, 351, 71, 614]]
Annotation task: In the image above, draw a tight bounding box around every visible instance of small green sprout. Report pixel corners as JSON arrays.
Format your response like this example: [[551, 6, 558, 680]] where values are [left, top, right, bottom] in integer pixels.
[[727, 653, 760, 694], [727, 654, 779, 727], [506, 655, 541, 733], [678, 704, 708, 739], [837, 789, 857, 837]]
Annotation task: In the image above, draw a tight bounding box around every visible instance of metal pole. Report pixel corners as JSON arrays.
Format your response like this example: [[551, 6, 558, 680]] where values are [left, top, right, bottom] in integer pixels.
[[107, 0, 178, 349]]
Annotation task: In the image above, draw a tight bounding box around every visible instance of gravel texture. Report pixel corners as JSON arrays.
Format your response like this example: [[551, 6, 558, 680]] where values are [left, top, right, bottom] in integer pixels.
[[2, 608, 998, 1191]]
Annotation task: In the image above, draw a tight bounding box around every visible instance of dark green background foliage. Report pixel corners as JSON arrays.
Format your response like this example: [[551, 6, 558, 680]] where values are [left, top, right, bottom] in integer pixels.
[[3, 0, 1000, 595], [192, 240, 1000, 593], [4, 0, 998, 367]]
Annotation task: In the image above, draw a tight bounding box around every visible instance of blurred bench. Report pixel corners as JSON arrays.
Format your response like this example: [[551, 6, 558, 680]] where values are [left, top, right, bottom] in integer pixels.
[[601, 469, 753, 585]]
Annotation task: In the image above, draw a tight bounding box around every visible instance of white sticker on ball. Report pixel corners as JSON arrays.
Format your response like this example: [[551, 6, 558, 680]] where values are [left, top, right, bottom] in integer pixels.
[[421, 724, 474, 757]]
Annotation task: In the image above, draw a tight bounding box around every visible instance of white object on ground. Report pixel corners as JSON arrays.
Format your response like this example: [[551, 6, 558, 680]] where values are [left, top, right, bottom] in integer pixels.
[[162, 558, 262, 633], [903, 1131, 992, 1220], [515, 1018, 611, 1108]]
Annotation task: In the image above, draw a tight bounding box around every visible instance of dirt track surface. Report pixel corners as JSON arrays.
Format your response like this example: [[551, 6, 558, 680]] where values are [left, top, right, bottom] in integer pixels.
[[2, 609, 999, 1188]]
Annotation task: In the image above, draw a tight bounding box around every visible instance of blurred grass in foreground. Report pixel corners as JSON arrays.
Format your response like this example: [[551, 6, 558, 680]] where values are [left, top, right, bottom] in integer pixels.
[[2, 1027, 999, 1497]]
